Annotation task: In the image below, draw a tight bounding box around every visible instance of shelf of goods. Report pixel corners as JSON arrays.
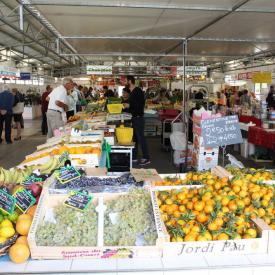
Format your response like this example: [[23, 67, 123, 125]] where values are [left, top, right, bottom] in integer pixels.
[[0, 165, 274, 274]]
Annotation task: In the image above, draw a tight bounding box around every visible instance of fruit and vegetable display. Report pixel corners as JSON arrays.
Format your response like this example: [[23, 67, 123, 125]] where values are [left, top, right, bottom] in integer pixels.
[[36, 203, 98, 246], [155, 176, 204, 186], [67, 115, 81, 123], [157, 171, 274, 242], [50, 173, 141, 193], [104, 188, 157, 246], [0, 209, 36, 263], [226, 167, 275, 180], [23, 146, 101, 163]]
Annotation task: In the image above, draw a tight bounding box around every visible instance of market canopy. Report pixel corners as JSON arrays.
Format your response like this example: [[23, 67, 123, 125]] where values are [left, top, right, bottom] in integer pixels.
[[1, 0, 275, 72]]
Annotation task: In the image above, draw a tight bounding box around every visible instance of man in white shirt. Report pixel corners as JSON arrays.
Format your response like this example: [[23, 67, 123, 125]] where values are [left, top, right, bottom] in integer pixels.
[[47, 77, 73, 138]]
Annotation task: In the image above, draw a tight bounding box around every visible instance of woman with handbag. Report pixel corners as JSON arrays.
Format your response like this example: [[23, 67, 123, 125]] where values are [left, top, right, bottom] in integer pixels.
[[12, 88, 24, 141]]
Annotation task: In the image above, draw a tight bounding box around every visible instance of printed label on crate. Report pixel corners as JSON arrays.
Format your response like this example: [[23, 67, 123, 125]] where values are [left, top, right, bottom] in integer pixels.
[[13, 187, 36, 213], [0, 189, 16, 215], [163, 238, 267, 257], [201, 115, 243, 147], [54, 166, 81, 184], [64, 191, 93, 211]]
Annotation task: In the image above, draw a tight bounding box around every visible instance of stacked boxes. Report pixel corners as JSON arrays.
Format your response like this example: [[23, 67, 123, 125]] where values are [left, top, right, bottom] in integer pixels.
[[192, 112, 219, 171], [144, 118, 162, 137], [173, 142, 193, 167]]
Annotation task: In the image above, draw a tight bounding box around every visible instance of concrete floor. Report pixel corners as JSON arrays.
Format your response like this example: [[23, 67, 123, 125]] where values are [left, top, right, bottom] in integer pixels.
[[0, 119, 46, 169], [0, 119, 274, 171]]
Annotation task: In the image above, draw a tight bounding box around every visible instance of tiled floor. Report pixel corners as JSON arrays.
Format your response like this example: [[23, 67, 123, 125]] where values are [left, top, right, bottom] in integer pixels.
[[1, 253, 275, 274]]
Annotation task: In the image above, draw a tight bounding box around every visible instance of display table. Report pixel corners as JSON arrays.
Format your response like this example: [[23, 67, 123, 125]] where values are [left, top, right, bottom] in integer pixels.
[[23, 105, 42, 120], [248, 126, 275, 149], [1, 253, 274, 274], [239, 115, 261, 127]]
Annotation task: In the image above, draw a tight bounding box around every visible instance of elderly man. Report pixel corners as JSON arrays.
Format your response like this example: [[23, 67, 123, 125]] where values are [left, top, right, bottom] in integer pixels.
[[0, 85, 14, 144], [47, 77, 73, 138]]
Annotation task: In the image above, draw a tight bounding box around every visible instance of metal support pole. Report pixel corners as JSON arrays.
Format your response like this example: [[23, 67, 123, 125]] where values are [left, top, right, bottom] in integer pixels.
[[19, 4, 23, 31], [180, 40, 189, 172]]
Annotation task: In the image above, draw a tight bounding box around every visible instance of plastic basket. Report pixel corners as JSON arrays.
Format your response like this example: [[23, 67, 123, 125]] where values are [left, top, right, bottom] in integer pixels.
[[116, 126, 133, 145], [107, 104, 123, 114]]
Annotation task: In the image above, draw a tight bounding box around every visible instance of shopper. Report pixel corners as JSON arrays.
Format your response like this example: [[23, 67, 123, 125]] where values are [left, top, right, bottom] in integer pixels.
[[240, 89, 251, 107], [66, 89, 77, 120], [41, 85, 52, 135], [47, 78, 73, 138], [12, 88, 25, 141], [73, 83, 81, 112], [0, 85, 14, 144], [266, 85, 275, 109], [124, 75, 150, 165], [121, 87, 130, 113]]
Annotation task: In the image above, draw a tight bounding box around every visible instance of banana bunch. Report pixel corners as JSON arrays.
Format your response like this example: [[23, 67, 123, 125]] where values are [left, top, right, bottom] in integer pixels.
[[0, 167, 32, 184], [0, 157, 61, 185], [38, 157, 61, 174]]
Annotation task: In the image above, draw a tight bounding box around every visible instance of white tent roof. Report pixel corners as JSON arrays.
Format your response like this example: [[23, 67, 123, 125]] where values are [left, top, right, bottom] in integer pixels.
[[1, 0, 275, 71]]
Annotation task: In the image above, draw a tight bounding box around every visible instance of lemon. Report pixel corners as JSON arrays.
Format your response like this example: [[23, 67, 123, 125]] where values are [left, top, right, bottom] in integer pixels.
[[0, 227, 15, 238], [0, 236, 7, 244], [1, 219, 13, 228]]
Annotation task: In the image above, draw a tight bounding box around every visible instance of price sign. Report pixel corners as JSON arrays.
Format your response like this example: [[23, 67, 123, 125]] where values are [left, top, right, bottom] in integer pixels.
[[23, 175, 43, 187], [54, 166, 81, 184], [13, 187, 36, 213], [201, 115, 243, 147], [0, 189, 16, 215], [64, 191, 92, 211]]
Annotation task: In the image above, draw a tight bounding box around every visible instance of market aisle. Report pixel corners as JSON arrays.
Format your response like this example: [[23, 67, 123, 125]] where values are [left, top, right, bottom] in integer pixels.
[[0, 119, 46, 169], [133, 137, 179, 174]]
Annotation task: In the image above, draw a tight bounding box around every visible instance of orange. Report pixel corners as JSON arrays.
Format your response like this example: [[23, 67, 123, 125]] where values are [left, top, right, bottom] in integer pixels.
[[16, 219, 32, 236], [27, 205, 37, 217], [17, 214, 32, 222], [9, 243, 30, 264], [16, 236, 29, 246]]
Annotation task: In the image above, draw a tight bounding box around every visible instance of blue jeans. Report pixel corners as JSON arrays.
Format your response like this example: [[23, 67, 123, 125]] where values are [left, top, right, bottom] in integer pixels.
[[132, 117, 149, 160]]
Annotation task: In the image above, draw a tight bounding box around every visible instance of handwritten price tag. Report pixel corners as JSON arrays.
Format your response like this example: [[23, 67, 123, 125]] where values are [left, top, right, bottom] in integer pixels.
[[201, 115, 243, 147]]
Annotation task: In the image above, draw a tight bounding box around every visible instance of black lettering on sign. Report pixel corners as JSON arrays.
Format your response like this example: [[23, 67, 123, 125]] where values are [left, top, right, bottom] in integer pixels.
[[13, 188, 36, 213], [201, 115, 243, 147], [64, 191, 93, 211], [0, 189, 16, 215]]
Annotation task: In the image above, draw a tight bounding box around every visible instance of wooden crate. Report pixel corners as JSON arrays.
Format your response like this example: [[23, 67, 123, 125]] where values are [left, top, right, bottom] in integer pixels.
[[150, 189, 271, 256], [28, 188, 167, 260]]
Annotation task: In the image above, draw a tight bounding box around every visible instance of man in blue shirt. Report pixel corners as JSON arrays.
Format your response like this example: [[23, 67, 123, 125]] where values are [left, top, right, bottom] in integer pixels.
[[0, 85, 14, 144]]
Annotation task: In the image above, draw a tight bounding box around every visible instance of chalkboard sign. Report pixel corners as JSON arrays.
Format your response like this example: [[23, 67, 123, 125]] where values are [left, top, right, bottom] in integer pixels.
[[54, 166, 81, 184], [64, 191, 92, 211], [0, 189, 16, 215], [201, 115, 243, 147], [13, 188, 36, 213]]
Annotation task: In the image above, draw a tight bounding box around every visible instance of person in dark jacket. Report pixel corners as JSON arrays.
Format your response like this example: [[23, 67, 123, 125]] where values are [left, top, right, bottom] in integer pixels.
[[0, 85, 14, 144], [266, 85, 275, 109], [124, 76, 150, 165], [121, 87, 130, 110], [41, 85, 52, 135]]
